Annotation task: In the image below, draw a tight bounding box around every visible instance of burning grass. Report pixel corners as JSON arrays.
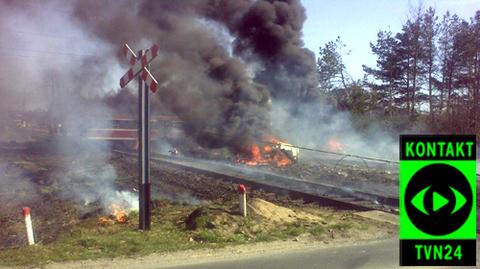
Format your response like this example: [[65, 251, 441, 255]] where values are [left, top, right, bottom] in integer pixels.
[[98, 204, 129, 225], [98, 197, 139, 225]]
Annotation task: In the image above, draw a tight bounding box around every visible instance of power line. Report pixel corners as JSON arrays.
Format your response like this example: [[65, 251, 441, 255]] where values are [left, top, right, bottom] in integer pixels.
[[289, 145, 399, 164], [200, 130, 399, 164]]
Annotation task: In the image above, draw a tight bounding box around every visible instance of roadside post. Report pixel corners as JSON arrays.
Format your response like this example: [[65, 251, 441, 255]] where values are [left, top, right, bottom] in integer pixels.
[[22, 207, 35, 245], [238, 184, 247, 217], [119, 43, 159, 231]]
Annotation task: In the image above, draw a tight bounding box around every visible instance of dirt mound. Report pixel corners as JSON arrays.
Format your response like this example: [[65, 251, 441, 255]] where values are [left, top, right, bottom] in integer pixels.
[[185, 207, 216, 230], [183, 198, 347, 244], [184, 199, 324, 232], [248, 198, 296, 222], [248, 198, 323, 223]]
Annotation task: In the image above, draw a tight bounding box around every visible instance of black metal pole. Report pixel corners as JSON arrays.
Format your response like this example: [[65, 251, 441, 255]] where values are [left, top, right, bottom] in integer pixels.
[[138, 50, 151, 230]]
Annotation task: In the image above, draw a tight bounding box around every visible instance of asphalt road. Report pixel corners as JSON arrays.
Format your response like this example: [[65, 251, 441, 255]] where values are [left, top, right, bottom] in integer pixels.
[[159, 239, 401, 269], [158, 239, 478, 269]]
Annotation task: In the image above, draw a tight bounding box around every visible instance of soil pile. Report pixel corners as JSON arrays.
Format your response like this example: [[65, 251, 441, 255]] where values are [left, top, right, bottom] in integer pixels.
[[248, 198, 323, 223]]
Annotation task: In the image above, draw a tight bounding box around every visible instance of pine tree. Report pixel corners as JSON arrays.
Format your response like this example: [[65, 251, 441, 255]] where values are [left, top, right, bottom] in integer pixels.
[[363, 31, 404, 112], [397, 9, 427, 114], [421, 7, 438, 123], [317, 37, 350, 91]]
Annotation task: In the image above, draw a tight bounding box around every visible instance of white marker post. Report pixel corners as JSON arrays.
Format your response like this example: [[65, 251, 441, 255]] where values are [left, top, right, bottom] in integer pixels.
[[23, 207, 35, 245], [238, 184, 247, 217]]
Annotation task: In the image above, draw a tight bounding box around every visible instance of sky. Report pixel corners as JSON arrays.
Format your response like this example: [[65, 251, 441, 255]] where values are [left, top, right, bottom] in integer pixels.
[[301, 0, 479, 81]]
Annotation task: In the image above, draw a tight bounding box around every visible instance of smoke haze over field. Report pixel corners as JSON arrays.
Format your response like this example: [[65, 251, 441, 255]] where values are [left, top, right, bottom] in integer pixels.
[[271, 101, 398, 160], [0, 0, 123, 113]]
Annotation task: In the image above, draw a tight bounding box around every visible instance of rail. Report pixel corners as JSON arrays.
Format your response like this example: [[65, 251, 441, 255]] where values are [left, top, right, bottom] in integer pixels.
[[114, 149, 399, 214]]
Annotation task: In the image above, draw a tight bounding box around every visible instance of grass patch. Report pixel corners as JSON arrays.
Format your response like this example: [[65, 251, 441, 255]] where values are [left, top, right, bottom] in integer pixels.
[[329, 222, 352, 231], [283, 223, 305, 237], [195, 230, 222, 243], [0, 220, 198, 266], [0, 205, 200, 266], [254, 222, 311, 241], [0, 204, 358, 266], [309, 225, 326, 236]]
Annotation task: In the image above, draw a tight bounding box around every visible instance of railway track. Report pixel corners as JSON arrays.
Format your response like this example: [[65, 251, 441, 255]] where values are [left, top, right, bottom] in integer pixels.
[[114, 150, 399, 214]]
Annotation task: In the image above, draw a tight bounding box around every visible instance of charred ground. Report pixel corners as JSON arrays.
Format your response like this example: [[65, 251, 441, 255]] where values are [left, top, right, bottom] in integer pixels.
[[0, 141, 399, 266]]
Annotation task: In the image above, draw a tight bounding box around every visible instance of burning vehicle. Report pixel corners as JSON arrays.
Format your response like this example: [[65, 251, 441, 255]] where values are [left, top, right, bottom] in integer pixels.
[[277, 142, 300, 161], [236, 136, 300, 167]]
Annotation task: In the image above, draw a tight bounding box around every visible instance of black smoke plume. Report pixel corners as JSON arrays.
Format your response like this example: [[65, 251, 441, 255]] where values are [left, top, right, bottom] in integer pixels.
[[199, 0, 319, 100], [73, 0, 318, 152]]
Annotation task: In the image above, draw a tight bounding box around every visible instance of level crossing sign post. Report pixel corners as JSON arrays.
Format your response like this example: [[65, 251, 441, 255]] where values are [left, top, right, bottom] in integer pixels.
[[119, 43, 159, 231]]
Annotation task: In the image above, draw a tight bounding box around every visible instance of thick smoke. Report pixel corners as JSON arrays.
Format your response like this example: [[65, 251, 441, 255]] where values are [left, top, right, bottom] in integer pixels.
[[72, 0, 272, 152], [71, 0, 318, 152], [0, 0, 319, 154], [200, 0, 319, 100]]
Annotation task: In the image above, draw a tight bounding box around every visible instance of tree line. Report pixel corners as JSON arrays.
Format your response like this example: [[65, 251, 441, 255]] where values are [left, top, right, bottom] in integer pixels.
[[317, 7, 480, 136]]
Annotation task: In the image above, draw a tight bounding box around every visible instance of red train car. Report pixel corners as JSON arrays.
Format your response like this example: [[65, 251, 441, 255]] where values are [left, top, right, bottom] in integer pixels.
[[86, 115, 182, 148]]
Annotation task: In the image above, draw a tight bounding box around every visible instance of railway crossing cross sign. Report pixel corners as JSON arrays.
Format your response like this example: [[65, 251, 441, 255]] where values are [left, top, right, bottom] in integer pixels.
[[119, 43, 159, 231], [399, 135, 476, 266], [120, 43, 159, 91]]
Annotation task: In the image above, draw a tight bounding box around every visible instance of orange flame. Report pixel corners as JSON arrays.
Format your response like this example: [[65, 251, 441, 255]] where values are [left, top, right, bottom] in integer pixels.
[[327, 138, 345, 152], [98, 203, 128, 225], [236, 135, 293, 167], [110, 203, 128, 223]]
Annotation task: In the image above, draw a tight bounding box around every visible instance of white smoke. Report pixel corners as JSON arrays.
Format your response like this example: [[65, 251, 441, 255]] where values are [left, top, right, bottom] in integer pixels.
[[270, 99, 398, 161], [0, 0, 125, 113], [63, 155, 139, 213], [0, 162, 40, 209], [0, 1, 143, 213]]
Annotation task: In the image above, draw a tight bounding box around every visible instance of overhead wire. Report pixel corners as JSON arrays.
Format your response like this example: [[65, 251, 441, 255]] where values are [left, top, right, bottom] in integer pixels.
[[192, 130, 400, 165]]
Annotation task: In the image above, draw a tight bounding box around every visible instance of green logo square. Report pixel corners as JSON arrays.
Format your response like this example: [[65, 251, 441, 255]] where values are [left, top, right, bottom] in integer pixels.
[[399, 135, 476, 266], [400, 160, 476, 239]]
